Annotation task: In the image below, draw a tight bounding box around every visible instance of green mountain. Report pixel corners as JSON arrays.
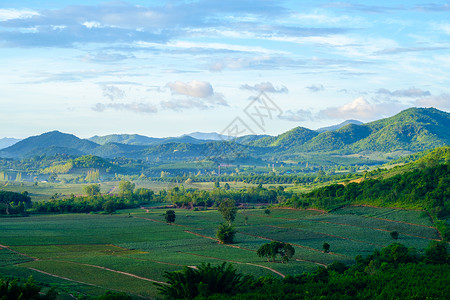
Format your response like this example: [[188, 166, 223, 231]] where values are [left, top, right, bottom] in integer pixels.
[[273, 107, 449, 153], [0, 108, 448, 162], [252, 126, 319, 149], [316, 119, 363, 133], [348, 107, 450, 152], [88, 134, 160, 145], [0, 131, 99, 158]]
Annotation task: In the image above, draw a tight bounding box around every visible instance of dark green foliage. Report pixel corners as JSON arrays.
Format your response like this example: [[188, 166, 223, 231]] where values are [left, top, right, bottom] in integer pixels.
[[165, 210, 176, 224], [302, 162, 450, 216], [194, 242, 450, 299], [257, 241, 295, 263], [216, 223, 236, 244], [0, 276, 57, 300], [155, 262, 248, 299], [32, 193, 145, 214], [118, 180, 135, 198], [218, 199, 237, 224], [102, 200, 116, 214], [264, 208, 271, 215], [83, 184, 101, 196], [0, 191, 31, 215], [425, 241, 449, 264], [96, 291, 131, 300], [322, 242, 330, 253], [390, 231, 399, 240]]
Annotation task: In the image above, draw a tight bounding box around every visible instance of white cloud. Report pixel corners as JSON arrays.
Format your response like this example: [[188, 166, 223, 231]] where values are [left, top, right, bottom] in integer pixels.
[[166, 80, 213, 98], [82, 21, 102, 29], [279, 109, 313, 122], [319, 97, 402, 120], [376, 87, 431, 97], [101, 85, 125, 101], [415, 93, 450, 111], [0, 9, 39, 21], [92, 102, 157, 114], [306, 84, 325, 92], [240, 82, 288, 93]]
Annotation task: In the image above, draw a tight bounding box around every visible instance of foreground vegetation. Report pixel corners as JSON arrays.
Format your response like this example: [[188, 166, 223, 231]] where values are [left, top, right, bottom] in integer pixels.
[[157, 242, 449, 299]]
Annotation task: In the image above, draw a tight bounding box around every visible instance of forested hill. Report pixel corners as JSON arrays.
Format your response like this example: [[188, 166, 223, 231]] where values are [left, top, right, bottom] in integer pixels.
[[0, 107, 449, 161], [289, 146, 450, 239], [256, 107, 450, 153]]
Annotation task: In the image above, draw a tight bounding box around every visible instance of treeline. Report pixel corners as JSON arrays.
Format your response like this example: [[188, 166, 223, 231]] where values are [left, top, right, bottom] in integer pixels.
[[148, 172, 360, 185], [0, 191, 32, 215], [32, 182, 154, 214], [159, 184, 293, 208], [157, 242, 450, 299]]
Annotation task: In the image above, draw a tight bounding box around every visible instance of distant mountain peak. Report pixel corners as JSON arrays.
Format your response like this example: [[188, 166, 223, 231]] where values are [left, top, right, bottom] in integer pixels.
[[316, 120, 363, 133], [184, 132, 232, 141]]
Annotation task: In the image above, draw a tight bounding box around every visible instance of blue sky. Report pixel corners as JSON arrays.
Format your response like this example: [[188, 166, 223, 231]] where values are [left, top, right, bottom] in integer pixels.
[[1, 0, 449, 138]]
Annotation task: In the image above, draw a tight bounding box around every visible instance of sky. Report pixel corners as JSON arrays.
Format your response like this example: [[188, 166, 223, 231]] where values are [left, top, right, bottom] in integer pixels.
[[1, 0, 450, 139]]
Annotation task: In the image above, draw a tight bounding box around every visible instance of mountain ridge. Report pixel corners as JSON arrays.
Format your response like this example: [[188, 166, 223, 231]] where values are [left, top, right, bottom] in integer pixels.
[[0, 107, 448, 160]]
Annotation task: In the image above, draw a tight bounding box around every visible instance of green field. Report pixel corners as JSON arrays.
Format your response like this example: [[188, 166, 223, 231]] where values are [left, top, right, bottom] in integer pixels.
[[0, 206, 443, 299]]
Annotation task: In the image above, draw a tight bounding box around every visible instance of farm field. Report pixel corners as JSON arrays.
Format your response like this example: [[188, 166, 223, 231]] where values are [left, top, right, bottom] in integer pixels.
[[0, 206, 442, 299]]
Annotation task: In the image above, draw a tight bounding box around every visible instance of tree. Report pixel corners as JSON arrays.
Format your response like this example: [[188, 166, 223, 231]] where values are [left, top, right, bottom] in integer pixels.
[[118, 180, 135, 198], [425, 241, 448, 264], [322, 242, 330, 253], [155, 262, 248, 299], [390, 231, 399, 240], [103, 200, 116, 214], [214, 180, 220, 189], [264, 208, 271, 215], [224, 183, 230, 190], [165, 210, 176, 224], [218, 199, 237, 225], [257, 241, 295, 263], [83, 184, 101, 196], [216, 223, 236, 244]]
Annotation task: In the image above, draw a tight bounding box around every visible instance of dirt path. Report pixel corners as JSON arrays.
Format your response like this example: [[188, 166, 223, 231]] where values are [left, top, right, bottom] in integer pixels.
[[27, 267, 150, 299], [69, 261, 167, 285], [177, 251, 286, 278], [0, 244, 38, 261], [27, 267, 104, 288]]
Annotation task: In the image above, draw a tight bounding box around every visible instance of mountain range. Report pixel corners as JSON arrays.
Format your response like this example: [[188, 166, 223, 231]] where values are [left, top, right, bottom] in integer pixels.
[[1, 107, 449, 162]]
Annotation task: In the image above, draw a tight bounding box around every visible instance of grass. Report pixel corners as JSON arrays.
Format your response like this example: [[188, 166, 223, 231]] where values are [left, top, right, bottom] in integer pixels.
[[0, 206, 443, 299]]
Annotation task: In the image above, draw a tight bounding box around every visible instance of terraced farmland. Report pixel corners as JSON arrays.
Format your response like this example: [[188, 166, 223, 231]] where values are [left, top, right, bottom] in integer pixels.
[[0, 206, 442, 298]]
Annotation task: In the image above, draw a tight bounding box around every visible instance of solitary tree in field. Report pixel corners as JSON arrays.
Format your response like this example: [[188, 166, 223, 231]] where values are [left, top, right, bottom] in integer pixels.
[[323, 242, 330, 253], [216, 223, 236, 244], [218, 199, 237, 225], [165, 210, 176, 224], [390, 231, 399, 240], [264, 209, 271, 215], [257, 241, 295, 263]]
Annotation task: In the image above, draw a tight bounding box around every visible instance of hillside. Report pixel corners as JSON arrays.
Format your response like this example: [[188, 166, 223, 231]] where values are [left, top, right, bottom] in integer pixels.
[[0, 138, 21, 150], [252, 126, 319, 148], [294, 107, 449, 153], [88, 134, 160, 145], [0, 131, 99, 158], [0, 108, 448, 162], [316, 119, 363, 133]]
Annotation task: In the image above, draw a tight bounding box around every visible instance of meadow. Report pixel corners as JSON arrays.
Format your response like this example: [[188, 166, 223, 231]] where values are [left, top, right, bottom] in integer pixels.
[[0, 205, 441, 299]]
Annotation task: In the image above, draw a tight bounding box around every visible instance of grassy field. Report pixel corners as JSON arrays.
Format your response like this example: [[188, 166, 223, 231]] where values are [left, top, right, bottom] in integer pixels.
[[0, 206, 443, 299]]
